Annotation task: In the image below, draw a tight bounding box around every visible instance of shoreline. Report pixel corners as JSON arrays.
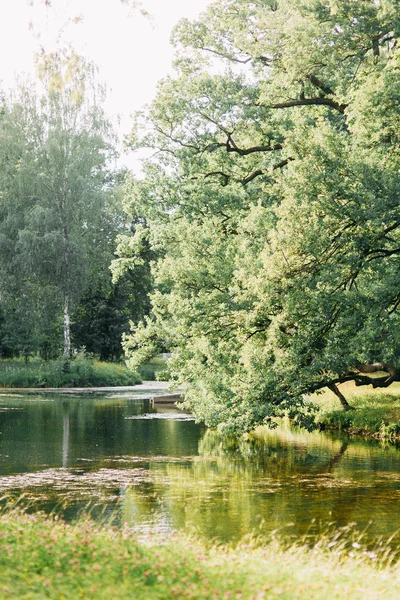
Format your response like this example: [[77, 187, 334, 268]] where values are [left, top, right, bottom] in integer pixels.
[[0, 381, 172, 394], [0, 509, 399, 599]]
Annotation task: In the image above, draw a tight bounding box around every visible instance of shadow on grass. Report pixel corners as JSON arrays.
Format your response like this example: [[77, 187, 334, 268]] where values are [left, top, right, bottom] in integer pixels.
[[318, 387, 400, 439]]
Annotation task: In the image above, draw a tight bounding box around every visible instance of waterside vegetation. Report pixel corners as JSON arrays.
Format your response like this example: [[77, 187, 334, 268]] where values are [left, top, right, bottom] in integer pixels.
[[2, 355, 400, 442], [0, 356, 141, 388], [1, 509, 400, 599], [312, 382, 400, 441], [116, 0, 400, 434]]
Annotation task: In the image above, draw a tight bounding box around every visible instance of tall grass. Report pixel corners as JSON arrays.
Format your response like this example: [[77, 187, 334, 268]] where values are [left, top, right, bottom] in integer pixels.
[[0, 508, 400, 599], [0, 356, 141, 388]]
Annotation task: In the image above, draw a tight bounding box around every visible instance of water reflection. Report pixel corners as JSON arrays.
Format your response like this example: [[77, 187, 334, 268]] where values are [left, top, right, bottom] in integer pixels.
[[62, 402, 69, 468], [0, 394, 400, 545]]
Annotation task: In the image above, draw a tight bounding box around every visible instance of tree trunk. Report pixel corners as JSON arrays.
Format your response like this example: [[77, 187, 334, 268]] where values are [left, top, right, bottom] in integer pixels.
[[63, 292, 71, 373], [327, 383, 353, 410]]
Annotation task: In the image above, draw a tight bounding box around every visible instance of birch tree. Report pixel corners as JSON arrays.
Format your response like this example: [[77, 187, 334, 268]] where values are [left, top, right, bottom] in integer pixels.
[[0, 50, 117, 369]]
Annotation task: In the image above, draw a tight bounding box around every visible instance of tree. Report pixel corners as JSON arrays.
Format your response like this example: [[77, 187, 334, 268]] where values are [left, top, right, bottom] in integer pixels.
[[0, 50, 117, 369], [71, 275, 152, 362], [116, 0, 400, 433]]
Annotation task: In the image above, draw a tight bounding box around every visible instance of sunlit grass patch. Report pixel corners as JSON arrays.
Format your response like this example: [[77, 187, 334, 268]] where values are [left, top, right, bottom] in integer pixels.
[[138, 357, 168, 381], [311, 382, 400, 439]]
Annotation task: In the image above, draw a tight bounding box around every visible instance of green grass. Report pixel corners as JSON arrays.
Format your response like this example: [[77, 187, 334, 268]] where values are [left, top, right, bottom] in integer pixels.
[[310, 381, 400, 440], [138, 357, 168, 381], [0, 357, 141, 388], [0, 509, 400, 599]]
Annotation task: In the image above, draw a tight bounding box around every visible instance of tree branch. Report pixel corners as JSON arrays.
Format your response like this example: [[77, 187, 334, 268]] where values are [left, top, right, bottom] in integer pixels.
[[366, 247, 400, 262], [271, 97, 347, 114], [327, 383, 353, 409], [307, 74, 335, 96], [206, 136, 283, 156], [153, 124, 200, 152], [226, 139, 283, 156], [242, 169, 267, 185], [310, 362, 400, 404], [241, 158, 292, 185], [195, 44, 252, 64], [195, 43, 271, 66], [199, 112, 284, 156], [204, 171, 230, 186], [389, 292, 400, 315]]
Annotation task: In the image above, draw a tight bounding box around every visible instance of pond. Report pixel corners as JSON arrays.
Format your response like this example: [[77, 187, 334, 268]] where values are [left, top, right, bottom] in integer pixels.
[[1, 390, 400, 547]]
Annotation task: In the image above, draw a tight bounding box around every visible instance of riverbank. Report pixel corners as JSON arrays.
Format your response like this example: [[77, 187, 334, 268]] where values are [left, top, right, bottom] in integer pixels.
[[313, 381, 400, 440], [0, 356, 169, 388], [2, 360, 400, 440], [0, 357, 141, 388], [0, 510, 399, 599]]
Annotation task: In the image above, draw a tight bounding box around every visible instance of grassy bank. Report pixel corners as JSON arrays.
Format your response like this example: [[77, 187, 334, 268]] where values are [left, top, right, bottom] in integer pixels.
[[0, 357, 141, 388], [0, 510, 400, 599], [312, 381, 400, 440]]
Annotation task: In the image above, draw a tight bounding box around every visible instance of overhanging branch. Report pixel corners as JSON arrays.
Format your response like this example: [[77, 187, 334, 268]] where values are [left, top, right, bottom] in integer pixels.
[[271, 97, 347, 114], [307, 74, 335, 96], [310, 362, 400, 405]]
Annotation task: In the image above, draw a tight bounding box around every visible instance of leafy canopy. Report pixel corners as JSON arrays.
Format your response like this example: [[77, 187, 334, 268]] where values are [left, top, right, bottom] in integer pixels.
[[0, 50, 119, 359], [116, 0, 400, 433]]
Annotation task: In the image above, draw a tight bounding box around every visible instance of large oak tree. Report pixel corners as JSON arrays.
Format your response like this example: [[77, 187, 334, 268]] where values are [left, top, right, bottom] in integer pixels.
[[116, 0, 400, 432]]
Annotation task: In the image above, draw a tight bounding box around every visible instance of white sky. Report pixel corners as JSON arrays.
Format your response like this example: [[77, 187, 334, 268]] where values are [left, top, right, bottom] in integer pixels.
[[0, 0, 212, 169]]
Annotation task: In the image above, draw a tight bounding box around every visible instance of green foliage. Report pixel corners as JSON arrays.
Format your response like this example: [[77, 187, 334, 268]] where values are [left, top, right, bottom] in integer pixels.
[[0, 356, 141, 388], [71, 275, 151, 362], [117, 0, 400, 433], [0, 49, 126, 362], [1, 509, 400, 599], [137, 356, 168, 381]]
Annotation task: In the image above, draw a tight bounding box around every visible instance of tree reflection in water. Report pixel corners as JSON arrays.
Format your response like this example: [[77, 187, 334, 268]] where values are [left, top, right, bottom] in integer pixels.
[[0, 395, 400, 546], [122, 428, 400, 546]]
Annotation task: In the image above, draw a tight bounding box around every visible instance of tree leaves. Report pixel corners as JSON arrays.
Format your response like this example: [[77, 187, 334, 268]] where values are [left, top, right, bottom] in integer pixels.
[[118, 0, 400, 432], [0, 51, 118, 358]]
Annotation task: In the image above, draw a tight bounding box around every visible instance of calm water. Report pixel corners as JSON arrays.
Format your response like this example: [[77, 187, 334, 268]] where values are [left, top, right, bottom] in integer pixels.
[[1, 391, 400, 545]]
